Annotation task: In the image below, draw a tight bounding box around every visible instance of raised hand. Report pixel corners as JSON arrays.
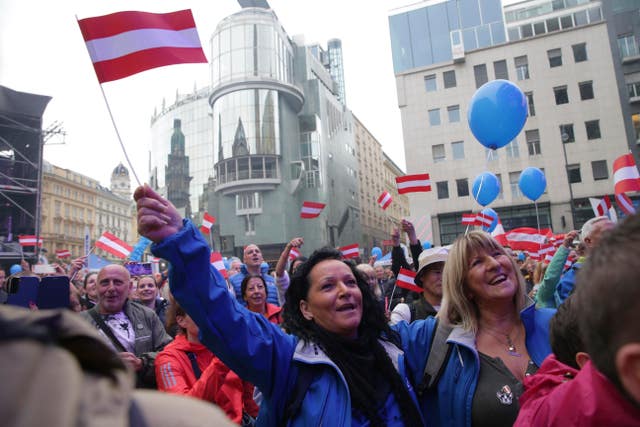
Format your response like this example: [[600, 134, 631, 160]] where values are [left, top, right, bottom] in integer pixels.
[[134, 184, 183, 243]]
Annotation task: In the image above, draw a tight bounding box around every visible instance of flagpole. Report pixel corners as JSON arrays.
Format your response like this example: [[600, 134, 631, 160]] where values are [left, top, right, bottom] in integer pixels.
[[209, 230, 215, 252]]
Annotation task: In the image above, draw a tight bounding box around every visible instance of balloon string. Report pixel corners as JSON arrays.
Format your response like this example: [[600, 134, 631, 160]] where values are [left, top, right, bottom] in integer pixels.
[[534, 201, 542, 251]]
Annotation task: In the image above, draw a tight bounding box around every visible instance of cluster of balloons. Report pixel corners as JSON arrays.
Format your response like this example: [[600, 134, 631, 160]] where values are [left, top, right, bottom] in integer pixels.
[[468, 80, 547, 206]]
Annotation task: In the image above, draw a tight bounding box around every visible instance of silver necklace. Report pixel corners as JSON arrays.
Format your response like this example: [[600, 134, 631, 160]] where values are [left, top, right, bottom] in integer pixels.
[[480, 324, 522, 357]]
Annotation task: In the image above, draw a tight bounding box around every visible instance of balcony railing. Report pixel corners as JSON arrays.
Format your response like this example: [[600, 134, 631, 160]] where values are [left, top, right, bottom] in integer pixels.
[[215, 154, 281, 195]]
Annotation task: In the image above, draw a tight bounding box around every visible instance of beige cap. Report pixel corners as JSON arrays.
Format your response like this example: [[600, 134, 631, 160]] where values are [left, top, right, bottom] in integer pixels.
[[415, 247, 448, 285]]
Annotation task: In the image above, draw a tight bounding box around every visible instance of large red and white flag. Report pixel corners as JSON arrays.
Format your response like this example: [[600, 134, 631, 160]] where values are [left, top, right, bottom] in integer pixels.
[[210, 252, 228, 279], [55, 249, 72, 258], [491, 221, 508, 247], [613, 153, 640, 195], [18, 235, 43, 247], [288, 247, 301, 261], [395, 268, 424, 293], [505, 228, 549, 253], [377, 191, 393, 210], [300, 201, 326, 219], [200, 212, 216, 234], [395, 174, 431, 194], [95, 232, 133, 259], [77, 9, 207, 84], [616, 192, 636, 215], [589, 196, 617, 222], [461, 213, 477, 226], [339, 243, 360, 259]]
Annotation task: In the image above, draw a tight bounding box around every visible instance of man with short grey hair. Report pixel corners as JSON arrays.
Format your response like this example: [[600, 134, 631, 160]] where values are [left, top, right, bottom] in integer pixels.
[[554, 216, 615, 306]]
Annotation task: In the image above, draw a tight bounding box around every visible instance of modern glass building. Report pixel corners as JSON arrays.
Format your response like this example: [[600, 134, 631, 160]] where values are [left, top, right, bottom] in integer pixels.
[[389, 0, 506, 73]]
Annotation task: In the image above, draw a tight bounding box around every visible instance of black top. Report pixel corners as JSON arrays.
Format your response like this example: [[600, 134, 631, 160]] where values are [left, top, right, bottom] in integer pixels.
[[471, 352, 538, 427]]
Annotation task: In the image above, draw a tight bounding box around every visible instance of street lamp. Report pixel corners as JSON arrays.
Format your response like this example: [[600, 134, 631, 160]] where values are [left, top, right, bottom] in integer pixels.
[[561, 131, 577, 229]]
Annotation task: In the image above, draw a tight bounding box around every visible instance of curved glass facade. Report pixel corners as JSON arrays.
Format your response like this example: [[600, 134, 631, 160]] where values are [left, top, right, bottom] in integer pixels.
[[212, 88, 280, 162], [210, 9, 294, 86]]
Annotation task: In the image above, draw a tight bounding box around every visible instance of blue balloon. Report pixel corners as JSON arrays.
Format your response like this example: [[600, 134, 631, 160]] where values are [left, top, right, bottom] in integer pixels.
[[468, 79, 528, 150], [481, 208, 499, 233], [371, 246, 382, 260], [422, 241, 432, 250], [518, 167, 547, 201], [472, 172, 501, 206]]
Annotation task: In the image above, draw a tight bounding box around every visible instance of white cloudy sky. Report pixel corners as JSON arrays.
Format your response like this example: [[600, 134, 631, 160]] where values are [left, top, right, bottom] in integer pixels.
[[1, 0, 519, 188]]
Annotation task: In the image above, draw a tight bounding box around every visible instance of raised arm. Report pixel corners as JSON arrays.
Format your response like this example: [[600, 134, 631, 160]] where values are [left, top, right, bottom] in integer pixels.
[[274, 237, 303, 305]]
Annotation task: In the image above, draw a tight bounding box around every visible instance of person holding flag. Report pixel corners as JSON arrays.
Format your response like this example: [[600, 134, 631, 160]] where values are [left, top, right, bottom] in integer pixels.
[[386, 219, 424, 310], [532, 230, 578, 309], [272, 237, 304, 304]]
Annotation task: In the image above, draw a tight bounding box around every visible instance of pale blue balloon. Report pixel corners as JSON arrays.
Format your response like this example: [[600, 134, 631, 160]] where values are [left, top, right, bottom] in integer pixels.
[[518, 167, 547, 201], [468, 80, 528, 150], [371, 247, 382, 260], [472, 172, 501, 206]]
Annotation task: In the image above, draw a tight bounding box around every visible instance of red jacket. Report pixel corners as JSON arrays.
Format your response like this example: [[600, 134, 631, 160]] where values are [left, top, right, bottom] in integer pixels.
[[265, 302, 282, 324], [155, 334, 259, 424], [515, 356, 640, 426]]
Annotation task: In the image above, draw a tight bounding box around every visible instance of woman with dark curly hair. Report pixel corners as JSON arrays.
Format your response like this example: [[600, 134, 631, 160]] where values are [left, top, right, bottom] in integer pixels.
[[135, 185, 423, 427]]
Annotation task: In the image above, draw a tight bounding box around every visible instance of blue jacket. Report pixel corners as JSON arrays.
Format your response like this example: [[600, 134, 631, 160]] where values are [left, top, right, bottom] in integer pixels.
[[229, 262, 280, 307], [554, 262, 581, 307], [152, 220, 423, 427], [393, 303, 554, 427]]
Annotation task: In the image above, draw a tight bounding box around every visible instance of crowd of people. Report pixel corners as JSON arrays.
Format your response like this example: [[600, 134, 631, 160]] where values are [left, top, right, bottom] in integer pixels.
[[1, 183, 639, 426]]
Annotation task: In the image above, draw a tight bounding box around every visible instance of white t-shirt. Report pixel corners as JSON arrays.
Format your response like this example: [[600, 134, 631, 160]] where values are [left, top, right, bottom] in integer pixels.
[[100, 311, 135, 353]]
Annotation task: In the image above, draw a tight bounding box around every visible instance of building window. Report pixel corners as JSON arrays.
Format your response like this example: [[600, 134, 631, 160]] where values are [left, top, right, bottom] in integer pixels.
[[436, 181, 449, 199], [509, 172, 523, 199], [428, 109, 441, 126], [447, 105, 460, 123], [474, 64, 488, 88], [632, 113, 640, 143], [424, 74, 437, 92], [618, 34, 639, 59], [591, 160, 609, 180], [572, 43, 587, 62], [628, 82, 640, 98], [443, 70, 456, 88], [505, 140, 520, 158], [567, 164, 582, 183], [456, 178, 469, 197], [496, 173, 504, 199], [547, 17, 560, 32], [244, 215, 256, 236], [494, 60, 509, 80], [432, 144, 446, 163], [452, 141, 465, 160], [515, 56, 529, 80], [560, 15, 574, 29], [560, 124, 575, 143], [547, 48, 562, 67], [585, 120, 601, 140], [525, 92, 536, 116], [526, 129, 541, 155], [579, 81, 594, 100], [554, 86, 569, 105]]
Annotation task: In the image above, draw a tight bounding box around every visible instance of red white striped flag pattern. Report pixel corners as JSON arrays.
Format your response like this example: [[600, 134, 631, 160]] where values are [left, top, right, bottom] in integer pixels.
[[616, 192, 636, 215], [461, 213, 477, 225], [77, 9, 207, 83], [395, 268, 424, 293], [300, 201, 326, 219], [475, 212, 494, 228], [613, 153, 640, 195], [288, 247, 301, 261], [95, 232, 132, 259], [339, 243, 359, 259], [377, 191, 393, 210], [55, 249, 72, 258], [18, 235, 43, 247], [210, 252, 228, 279], [589, 196, 617, 221], [200, 212, 216, 234], [504, 228, 550, 253], [395, 174, 432, 194]]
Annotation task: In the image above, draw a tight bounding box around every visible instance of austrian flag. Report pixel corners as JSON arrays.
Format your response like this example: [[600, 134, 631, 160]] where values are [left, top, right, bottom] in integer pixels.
[[395, 268, 423, 293], [289, 247, 301, 261], [377, 191, 393, 210], [300, 201, 325, 219], [613, 153, 640, 194], [18, 235, 43, 247], [475, 212, 494, 228], [395, 174, 431, 194], [461, 213, 477, 226], [210, 252, 228, 279], [95, 232, 132, 259], [77, 9, 207, 84], [200, 212, 216, 234], [55, 249, 72, 258], [340, 244, 360, 259]]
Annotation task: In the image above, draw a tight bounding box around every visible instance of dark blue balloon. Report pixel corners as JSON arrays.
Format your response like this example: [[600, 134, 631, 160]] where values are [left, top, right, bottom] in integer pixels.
[[468, 79, 528, 150], [472, 172, 501, 206], [371, 247, 382, 260], [481, 208, 499, 233], [518, 167, 547, 201]]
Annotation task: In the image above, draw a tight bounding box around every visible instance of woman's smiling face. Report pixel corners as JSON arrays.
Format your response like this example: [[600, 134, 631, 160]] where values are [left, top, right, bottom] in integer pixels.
[[300, 259, 363, 339], [466, 248, 518, 304]]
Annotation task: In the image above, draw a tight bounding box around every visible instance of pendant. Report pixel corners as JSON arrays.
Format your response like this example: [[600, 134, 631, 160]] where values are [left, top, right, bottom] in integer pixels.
[[496, 385, 513, 405], [507, 345, 522, 357]]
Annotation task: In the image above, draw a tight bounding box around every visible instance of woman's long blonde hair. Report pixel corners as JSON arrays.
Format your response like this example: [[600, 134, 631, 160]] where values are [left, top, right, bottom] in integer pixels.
[[439, 231, 527, 333]]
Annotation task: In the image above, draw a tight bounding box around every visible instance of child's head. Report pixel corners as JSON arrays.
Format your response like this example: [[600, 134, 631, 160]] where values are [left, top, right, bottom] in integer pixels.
[[549, 295, 589, 370]]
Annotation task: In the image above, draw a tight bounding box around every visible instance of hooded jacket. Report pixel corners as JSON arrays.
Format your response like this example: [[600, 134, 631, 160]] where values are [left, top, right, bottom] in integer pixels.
[[393, 302, 554, 427], [152, 220, 423, 427], [515, 358, 640, 426], [156, 334, 258, 423]]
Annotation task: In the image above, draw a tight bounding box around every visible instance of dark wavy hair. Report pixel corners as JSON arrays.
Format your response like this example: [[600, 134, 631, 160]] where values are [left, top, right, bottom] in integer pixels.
[[288, 255, 308, 276], [240, 273, 268, 301], [282, 247, 399, 345]]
